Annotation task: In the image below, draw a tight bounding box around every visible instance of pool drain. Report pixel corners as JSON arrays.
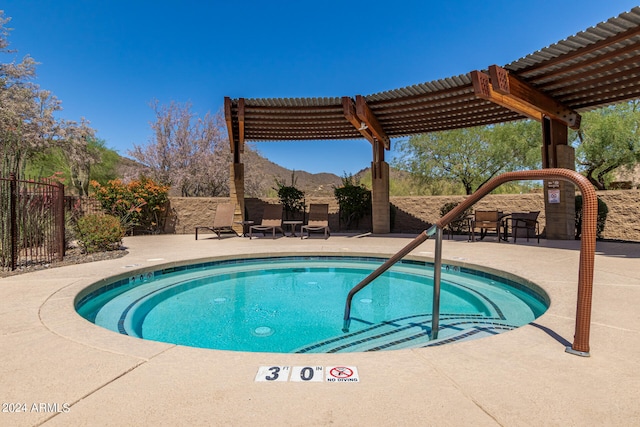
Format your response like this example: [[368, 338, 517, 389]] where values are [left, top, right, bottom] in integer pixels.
[[253, 326, 274, 337]]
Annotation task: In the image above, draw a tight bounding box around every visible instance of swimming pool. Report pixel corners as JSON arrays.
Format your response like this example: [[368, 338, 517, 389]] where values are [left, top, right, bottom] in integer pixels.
[[76, 256, 548, 353]]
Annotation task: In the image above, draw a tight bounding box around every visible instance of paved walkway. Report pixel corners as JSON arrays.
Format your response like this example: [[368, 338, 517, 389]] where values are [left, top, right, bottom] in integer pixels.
[[1, 233, 639, 426]]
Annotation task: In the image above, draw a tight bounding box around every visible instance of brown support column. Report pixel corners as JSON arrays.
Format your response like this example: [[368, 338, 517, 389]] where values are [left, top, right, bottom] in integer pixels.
[[225, 97, 245, 234], [344, 96, 391, 234], [371, 138, 390, 234], [230, 161, 245, 235], [372, 160, 390, 234], [472, 68, 581, 240], [542, 117, 576, 239]]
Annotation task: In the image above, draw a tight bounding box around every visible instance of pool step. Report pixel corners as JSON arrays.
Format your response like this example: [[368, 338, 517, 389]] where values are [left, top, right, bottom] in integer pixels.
[[295, 313, 517, 353]]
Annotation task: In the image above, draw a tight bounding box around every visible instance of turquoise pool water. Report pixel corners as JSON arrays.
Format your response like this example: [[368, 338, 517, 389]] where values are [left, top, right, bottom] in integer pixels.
[[76, 256, 548, 353]]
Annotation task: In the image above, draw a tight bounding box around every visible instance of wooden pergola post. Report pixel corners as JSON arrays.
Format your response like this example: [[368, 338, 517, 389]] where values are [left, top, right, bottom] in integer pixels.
[[371, 138, 390, 234], [225, 97, 245, 234], [542, 117, 576, 239], [472, 66, 582, 240], [344, 96, 391, 234]]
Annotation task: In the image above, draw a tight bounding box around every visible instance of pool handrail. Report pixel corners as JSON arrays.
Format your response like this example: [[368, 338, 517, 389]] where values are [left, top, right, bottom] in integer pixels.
[[342, 168, 598, 357], [341, 224, 438, 332]]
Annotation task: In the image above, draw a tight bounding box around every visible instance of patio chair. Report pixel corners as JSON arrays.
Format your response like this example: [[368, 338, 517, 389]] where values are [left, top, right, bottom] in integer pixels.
[[469, 210, 502, 242], [195, 203, 237, 240], [300, 204, 330, 239], [249, 204, 284, 239], [509, 211, 540, 243]]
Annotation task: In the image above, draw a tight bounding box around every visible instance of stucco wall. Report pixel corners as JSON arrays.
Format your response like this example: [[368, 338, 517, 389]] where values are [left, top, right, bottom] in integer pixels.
[[165, 190, 640, 242]]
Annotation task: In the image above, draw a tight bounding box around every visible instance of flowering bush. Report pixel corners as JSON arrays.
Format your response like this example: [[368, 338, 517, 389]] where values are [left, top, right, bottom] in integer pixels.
[[76, 214, 124, 253], [90, 177, 169, 234]]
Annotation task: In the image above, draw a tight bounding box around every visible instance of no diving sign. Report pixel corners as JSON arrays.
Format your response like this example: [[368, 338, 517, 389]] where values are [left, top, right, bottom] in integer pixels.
[[255, 366, 359, 383], [327, 366, 358, 382]]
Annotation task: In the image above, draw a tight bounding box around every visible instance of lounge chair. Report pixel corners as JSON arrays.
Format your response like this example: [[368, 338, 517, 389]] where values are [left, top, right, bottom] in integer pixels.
[[509, 211, 540, 243], [469, 210, 503, 242], [301, 204, 330, 239], [195, 203, 237, 240], [249, 204, 284, 239]]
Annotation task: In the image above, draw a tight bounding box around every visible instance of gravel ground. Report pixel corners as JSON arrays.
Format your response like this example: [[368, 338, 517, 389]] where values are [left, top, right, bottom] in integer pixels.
[[0, 248, 128, 278]]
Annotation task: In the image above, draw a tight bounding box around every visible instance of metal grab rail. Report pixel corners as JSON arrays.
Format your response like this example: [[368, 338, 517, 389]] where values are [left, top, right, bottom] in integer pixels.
[[342, 224, 438, 333], [341, 168, 598, 356]]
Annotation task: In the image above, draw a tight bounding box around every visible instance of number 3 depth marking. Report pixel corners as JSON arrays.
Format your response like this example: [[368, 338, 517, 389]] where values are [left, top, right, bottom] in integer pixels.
[[265, 366, 281, 381], [255, 366, 290, 382]]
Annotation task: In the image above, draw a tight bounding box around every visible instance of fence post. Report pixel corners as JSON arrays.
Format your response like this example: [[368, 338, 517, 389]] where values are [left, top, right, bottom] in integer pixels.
[[9, 173, 17, 271], [55, 182, 65, 261]]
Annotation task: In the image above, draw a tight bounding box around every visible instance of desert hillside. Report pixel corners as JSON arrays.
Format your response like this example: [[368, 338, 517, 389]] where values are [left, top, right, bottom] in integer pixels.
[[117, 147, 350, 197], [242, 149, 344, 197]]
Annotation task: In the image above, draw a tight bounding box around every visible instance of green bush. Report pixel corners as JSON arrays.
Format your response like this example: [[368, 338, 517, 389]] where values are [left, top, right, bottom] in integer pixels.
[[440, 201, 471, 234], [575, 195, 608, 239], [334, 174, 371, 230], [76, 214, 124, 253], [275, 175, 305, 220]]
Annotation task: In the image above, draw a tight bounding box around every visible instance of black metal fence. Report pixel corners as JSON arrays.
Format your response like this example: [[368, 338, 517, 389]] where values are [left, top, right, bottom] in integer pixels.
[[0, 173, 65, 271]]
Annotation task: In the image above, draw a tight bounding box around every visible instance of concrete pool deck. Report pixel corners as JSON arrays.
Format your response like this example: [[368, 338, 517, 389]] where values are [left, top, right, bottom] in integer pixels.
[[1, 233, 639, 426]]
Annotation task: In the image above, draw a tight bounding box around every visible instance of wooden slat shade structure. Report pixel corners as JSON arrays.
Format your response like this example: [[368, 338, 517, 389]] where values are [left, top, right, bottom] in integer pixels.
[[225, 7, 640, 146], [225, 7, 640, 237]]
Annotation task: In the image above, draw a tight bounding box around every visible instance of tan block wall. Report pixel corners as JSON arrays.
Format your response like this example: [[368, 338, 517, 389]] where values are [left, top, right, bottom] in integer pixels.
[[389, 193, 547, 234], [596, 190, 640, 241], [165, 190, 640, 242]]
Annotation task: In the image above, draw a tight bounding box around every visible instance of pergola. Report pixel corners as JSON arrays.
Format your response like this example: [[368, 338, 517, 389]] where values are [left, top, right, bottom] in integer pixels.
[[225, 7, 640, 238]]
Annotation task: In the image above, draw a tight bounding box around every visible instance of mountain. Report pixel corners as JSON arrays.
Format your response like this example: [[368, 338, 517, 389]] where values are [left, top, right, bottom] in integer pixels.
[[115, 146, 426, 198], [242, 148, 344, 197], [116, 147, 345, 198]]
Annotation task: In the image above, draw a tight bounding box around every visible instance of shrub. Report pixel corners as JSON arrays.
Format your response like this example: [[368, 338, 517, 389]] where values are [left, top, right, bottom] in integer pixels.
[[76, 214, 124, 253], [440, 201, 471, 234], [334, 174, 371, 230], [91, 177, 169, 234], [575, 195, 608, 239], [275, 174, 305, 220]]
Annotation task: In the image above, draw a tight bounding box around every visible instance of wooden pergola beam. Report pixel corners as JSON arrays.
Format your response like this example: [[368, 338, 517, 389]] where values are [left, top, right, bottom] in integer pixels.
[[488, 65, 581, 129], [342, 96, 375, 144], [471, 71, 543, 122], [356, 95, 390, 149]]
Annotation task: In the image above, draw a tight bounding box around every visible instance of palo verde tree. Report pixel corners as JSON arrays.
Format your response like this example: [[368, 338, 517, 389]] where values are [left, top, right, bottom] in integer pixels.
[[26, 136, 119, 195], [0, 11, 96, 180], [572, 101, 640, 190], [129, 100, 231, 196], [394, 120, 541, 195]]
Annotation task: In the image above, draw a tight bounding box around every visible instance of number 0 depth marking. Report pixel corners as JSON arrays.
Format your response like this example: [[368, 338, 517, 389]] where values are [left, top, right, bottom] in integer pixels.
[[290, 366, 324, 382]]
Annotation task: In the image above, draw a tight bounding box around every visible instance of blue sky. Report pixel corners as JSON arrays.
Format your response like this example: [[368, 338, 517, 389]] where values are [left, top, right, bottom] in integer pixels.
[[2, 1, 637, 175]]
